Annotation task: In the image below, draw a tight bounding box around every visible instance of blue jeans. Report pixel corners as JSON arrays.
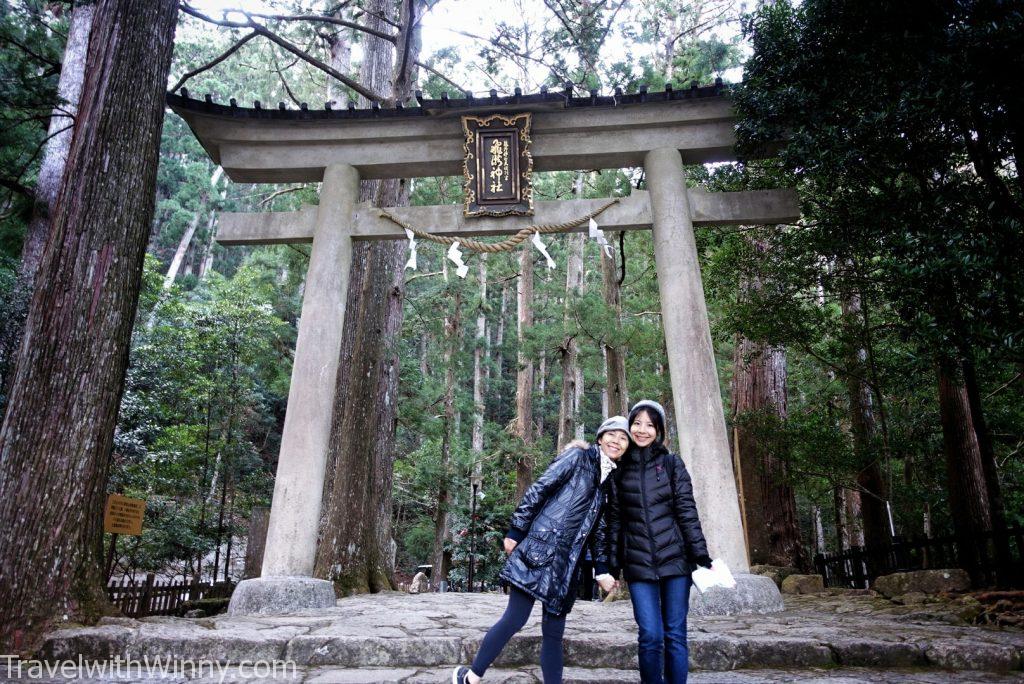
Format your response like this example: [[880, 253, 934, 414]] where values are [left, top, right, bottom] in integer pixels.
[[629, 575, 691, 683]]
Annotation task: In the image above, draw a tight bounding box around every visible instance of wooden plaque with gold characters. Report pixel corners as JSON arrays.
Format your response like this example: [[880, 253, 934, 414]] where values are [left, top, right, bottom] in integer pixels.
[[462, 113, 533, 217], [103, 493, 146, 536]]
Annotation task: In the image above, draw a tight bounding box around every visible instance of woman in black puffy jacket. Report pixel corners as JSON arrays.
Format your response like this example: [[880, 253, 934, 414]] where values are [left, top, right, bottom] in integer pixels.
[[452, 417, 630, 684], [608, 400, 712, 684]]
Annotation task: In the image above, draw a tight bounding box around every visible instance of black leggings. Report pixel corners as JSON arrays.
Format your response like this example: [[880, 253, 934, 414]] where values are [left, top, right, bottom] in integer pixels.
[[471, 586, 567, 682]]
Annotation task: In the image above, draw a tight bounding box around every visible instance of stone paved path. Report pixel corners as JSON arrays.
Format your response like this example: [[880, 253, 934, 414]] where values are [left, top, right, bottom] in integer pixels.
[[15, 592, 1024, 683], [3, 665, 1024, 683]]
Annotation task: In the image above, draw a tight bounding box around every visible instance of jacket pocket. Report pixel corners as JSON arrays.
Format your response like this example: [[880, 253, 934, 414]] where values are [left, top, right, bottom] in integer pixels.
[[522, 535, 556, 568]]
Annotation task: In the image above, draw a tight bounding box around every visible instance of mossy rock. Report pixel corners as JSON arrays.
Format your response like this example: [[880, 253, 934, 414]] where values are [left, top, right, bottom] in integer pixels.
[[749, 564, 800, 589], [781, 574, 825, 595]]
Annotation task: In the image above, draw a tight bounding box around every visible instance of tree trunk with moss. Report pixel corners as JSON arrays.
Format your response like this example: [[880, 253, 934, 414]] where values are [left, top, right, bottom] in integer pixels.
[[936, 356, 993, 576], [731, 237, 808, 569], [431, 285, 461, 588], [600, 233, 628, 416], [0, 0, 177, 654], [840, 290, 890, 546], [732, 337, 809, 569], [313, 0, 421, 596], [513, 247, 536, 502], [0, 3, 93, 409]]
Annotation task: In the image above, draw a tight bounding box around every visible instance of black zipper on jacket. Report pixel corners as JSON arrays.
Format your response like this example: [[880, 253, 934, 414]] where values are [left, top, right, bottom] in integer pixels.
[[638, 447, 659, 580]]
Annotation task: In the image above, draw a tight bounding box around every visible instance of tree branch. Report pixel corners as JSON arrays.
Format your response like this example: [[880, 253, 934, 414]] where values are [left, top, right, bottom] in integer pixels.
[[245, 10, 397, 44], [542, 0, 581, 45], [179, 3, 384, 102], [0, 178, 33, 199], [415, 59, 465, 93], [448, 27, 574, 85], [258, 185, 305, 208], [595, 0, 629, 56], [179, 3, 248, 28], [255, 25, 384, 102], [394, 0, 416, 97], [355, 6, 403, 30], [271, 50, 303, 107], [1, 31, 61, 68], [405, 270, 444, 284], [170, 31, 258, 94]]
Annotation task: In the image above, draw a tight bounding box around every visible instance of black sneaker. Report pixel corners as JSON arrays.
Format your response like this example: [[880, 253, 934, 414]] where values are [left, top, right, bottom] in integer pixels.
[[452, 665, 472, 684]]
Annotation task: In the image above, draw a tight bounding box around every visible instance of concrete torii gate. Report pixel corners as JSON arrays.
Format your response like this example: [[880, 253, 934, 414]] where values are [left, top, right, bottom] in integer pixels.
[[169, 84, 798, 615]]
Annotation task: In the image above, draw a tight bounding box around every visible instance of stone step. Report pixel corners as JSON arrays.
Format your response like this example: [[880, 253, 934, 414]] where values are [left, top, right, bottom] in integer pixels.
[[31, 593, 1024, 681], [7, 665, 1024, 683], [320, 666, 1024, 683], [38, 626, 1024, 674]]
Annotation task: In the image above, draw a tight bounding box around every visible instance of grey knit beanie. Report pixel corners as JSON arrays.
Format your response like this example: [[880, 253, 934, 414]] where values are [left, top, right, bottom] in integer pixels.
[[596, 415, 629, 441], [629, 399, 666, 427]]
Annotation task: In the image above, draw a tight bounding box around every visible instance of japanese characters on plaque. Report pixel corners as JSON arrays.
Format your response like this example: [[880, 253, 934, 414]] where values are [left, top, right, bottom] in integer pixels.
[[462, 113, 533, 217]]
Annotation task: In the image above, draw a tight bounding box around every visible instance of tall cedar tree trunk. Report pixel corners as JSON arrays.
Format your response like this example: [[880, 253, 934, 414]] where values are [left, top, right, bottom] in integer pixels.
[[325, 4, 353, 109], [840, 291, 890, 545], [557, 203, 586, 450], [432, 285, 461, 587], [197, 214, 217, 280], [600, 232, 628, 416], [491, 282, 509, 424], [813, 506, 826, 554], [471, 255, 488, 457], [962, 358, 1012, 583], [469, 256, 487, 581], [0, 3, 93, 408], [832, 486, 864, 550], [314, 0, 420, 595], [147, 205, 204, 330], [243, 506, 270, 579], [936, 356, 993, 574], [513, 248, 536, 501], [535, 282, 548, 443], [162, 210, 202, 290], [732, 337, 809, 569], [731, 237, 808, 567], [0, 0, 177, 653]]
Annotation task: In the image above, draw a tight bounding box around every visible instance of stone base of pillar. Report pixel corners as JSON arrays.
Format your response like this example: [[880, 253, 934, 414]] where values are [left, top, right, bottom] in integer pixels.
[[227, 576, 337, 616], [689, 574, 785, 616]]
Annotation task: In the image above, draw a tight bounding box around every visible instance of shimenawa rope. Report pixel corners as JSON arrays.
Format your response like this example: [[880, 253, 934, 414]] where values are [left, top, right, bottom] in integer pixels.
[[375, 198, 621, 254]]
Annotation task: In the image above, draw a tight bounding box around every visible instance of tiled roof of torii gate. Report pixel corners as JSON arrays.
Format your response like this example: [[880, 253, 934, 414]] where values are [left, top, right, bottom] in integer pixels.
[[166, 79, 728, 120]]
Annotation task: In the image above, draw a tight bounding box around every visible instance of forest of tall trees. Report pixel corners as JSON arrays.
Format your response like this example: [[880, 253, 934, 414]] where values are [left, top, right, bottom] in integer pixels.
[[0, 0, 1020, 653]]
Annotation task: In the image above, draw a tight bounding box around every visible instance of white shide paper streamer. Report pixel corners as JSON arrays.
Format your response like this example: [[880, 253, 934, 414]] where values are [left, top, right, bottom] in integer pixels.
[[532, 231, 556, 269], [447, 241, 469, 279], [589, 217, 613, 258], [404, 228, 418, 270]]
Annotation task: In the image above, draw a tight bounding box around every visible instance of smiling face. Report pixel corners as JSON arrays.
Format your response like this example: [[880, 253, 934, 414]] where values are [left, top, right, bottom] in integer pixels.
[[630, 409, 659, 448], [597, 429, 629, 461]]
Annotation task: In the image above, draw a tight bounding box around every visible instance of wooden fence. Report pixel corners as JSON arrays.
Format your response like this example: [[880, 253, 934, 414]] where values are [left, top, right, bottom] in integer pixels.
[[814, 526, 1024, 589], [106, 573, 235, 617]]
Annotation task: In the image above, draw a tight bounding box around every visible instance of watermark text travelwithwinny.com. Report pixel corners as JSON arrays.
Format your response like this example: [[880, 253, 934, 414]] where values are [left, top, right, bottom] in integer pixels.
[[1, 654, 300, 681]]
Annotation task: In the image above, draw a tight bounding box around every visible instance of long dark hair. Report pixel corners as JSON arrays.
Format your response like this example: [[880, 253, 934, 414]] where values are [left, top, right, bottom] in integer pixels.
[[626, 406, 668, 455], [626, 405, 667, 444]]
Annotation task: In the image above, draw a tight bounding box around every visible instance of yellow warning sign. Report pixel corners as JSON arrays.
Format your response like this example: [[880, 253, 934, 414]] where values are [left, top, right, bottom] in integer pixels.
[[103, 494, 145, 535]]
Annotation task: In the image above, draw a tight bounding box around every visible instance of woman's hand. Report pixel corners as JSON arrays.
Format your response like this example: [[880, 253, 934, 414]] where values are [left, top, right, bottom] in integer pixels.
[[597, 576, 617, 593], [503, 537, 518, 555]]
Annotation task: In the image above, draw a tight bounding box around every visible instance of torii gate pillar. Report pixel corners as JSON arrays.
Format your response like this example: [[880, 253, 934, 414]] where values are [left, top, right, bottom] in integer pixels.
[[228, 164, 358, 614], [646, 147, 749, 573]]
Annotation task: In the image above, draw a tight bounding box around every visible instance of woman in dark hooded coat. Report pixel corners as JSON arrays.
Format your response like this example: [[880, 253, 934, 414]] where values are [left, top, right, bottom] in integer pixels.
[[452, 416, 630, 684], [608, 399, 713, 684]]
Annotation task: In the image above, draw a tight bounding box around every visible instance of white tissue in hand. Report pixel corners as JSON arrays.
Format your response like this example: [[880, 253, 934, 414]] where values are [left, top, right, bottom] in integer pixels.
[[691, 558, 737, 593]]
